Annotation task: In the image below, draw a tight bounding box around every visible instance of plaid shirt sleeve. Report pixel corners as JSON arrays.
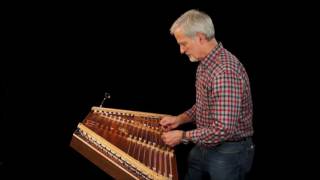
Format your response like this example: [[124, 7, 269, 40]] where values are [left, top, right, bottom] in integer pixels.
[[185, 104, 196, 122], [189, 70, 243, 146]]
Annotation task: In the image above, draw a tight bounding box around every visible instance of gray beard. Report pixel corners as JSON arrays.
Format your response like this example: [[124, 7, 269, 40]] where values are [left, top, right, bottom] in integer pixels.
[[189, 56, 199, 62]]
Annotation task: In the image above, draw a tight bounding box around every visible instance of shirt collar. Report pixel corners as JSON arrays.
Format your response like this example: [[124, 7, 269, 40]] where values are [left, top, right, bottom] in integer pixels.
[[200, 42, 223, 68]]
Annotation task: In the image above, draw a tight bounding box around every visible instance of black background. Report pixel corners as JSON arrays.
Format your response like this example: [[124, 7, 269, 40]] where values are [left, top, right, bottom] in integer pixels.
[[2, 1, 315, 179]]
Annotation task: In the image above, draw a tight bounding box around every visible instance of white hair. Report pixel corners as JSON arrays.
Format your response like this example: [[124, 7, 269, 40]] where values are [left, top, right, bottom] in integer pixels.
[[170, 9, 215, 40]]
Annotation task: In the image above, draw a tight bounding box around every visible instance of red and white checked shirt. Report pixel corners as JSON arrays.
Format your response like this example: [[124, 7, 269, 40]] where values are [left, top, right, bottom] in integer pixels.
[[185, 43, 254, 147]]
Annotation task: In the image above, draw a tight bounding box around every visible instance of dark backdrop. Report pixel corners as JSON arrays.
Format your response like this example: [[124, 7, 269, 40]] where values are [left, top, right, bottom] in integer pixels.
[[3, 1, 313, 179]]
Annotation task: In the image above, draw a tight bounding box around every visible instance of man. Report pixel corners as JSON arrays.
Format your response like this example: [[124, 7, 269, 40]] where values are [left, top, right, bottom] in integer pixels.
[[160, 9, 255, 180]]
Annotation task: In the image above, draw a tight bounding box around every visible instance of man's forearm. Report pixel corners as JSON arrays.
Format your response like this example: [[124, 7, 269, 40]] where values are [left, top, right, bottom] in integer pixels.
[[177, 113, 193, 125]]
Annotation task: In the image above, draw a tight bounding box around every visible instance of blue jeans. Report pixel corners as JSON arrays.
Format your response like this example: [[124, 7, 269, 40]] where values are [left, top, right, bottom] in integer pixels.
[[185, 138, 254, 180]]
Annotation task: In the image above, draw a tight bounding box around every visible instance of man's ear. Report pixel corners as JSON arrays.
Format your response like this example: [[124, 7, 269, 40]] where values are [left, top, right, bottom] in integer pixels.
[[196, 32, 207, 43]]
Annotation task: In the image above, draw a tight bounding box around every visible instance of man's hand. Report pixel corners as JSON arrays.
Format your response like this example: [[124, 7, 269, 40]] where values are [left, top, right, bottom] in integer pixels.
[[160, 116, 180, 131], [161, 130, 184, 147]]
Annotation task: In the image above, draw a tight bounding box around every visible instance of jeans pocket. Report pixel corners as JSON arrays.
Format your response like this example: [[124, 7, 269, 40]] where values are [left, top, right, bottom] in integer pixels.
[[245, 143, 255, 172]]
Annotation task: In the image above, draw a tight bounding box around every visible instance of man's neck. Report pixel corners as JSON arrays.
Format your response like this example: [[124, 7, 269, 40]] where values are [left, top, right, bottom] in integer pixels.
[[200, 38, 218, 60]]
